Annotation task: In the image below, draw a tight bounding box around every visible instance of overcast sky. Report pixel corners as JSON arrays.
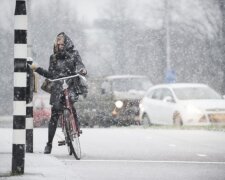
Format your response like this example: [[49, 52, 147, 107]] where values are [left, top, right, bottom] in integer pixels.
[[29, 0, 111, 24], [0, 0, 110, 27], [73, 0, 110, 23], [0, 0, 218, 39], [0, 0, 164, 30]]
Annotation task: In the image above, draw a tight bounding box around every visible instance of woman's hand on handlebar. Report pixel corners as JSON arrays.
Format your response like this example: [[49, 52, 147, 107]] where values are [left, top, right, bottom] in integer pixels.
[[77, 68, 87, 76]]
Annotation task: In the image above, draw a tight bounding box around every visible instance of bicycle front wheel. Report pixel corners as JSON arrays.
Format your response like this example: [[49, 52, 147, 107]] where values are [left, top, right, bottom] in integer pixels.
[[64, 109, 81, 160], [70, 131, 81, 160]]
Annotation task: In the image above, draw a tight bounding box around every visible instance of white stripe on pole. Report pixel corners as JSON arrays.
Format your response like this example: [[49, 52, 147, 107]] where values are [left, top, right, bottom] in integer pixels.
[[14, 44, 27, 58], [13, 101, 26, 116], [14, 72, 27, 87], [25, 117, 33, 129], [13, 129, 26, 144], [14, 16, 28, 30]]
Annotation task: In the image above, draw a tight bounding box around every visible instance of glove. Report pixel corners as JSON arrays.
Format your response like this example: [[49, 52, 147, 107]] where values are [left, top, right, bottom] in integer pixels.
[[78, 68, 87, 76], [30, 61, 40, 71]]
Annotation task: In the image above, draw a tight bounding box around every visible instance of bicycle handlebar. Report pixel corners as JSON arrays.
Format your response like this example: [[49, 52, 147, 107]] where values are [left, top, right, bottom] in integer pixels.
[[47, 74, 86, 82]]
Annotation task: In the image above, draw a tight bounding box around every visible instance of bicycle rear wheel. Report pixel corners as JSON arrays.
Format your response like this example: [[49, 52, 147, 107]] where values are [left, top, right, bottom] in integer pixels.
[[64, 109, 81, 160]]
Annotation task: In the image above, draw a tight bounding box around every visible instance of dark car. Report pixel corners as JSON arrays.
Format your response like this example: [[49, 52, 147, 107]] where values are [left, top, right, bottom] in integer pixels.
[[76, 75, 152, 127]]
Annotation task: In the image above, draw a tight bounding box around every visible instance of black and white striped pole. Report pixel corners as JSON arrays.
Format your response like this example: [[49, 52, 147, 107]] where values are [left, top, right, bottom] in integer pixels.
[[12, 0, 27, 174]]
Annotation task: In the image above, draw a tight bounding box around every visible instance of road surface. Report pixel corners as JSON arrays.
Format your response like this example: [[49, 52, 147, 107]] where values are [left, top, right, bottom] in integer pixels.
[[1, 117, 225, 180], [51, 127, 225, 180]]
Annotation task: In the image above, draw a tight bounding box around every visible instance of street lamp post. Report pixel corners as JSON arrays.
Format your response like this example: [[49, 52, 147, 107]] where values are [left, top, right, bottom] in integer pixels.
[[164, 0, 176, 83], [165, 0, 171, 72]]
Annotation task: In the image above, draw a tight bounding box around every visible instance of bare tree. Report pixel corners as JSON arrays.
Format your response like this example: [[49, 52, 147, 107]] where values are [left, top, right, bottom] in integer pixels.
[[31, 0, 86, 67], [95, 0, 145, 75], [160, 0, 223, 90]]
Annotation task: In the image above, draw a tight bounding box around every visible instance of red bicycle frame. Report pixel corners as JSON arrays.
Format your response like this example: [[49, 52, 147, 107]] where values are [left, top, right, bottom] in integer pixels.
[[60, 87, 79, 134]]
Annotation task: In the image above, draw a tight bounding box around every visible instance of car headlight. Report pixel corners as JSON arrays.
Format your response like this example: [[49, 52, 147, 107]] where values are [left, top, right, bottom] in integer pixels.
[[115, 100, 123, 109], [139, 103, 143, 109], [139, 99, 143, 109]]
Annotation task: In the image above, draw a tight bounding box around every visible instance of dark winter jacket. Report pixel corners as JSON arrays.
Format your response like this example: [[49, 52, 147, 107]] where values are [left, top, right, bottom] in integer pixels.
[[35, 32, 87, 106]]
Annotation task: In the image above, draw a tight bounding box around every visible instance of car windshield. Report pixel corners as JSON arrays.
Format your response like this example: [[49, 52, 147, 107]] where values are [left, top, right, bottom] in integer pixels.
[[173, 86, 222, 100], [112, 77, 152, 92]]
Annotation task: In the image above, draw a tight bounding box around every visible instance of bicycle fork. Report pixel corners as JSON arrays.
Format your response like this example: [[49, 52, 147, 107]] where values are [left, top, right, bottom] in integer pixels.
[[58, 89, 78, 146]]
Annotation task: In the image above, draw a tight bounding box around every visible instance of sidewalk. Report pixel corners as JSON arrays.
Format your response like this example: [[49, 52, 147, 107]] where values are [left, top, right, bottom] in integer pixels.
[[0, 122, 81, 179], [0, 151, 77, 180]]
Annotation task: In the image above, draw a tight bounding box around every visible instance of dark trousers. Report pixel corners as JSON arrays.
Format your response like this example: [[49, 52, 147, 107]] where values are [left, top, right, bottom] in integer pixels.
[[47, 106, 61, 145], [47, 104, 79, 145]]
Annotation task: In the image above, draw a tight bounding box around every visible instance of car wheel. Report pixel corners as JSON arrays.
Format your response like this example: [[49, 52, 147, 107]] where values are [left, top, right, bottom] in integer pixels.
[[173, 112, 183, 126], [142, 114, 151, 127]]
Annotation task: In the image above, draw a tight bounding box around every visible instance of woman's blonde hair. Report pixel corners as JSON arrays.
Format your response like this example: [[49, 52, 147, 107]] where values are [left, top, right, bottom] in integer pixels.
[[54, 34, 65, 53]]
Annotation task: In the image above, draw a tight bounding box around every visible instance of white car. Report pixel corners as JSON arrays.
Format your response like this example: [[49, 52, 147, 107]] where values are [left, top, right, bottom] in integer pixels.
[[139, 83, 225, 126]]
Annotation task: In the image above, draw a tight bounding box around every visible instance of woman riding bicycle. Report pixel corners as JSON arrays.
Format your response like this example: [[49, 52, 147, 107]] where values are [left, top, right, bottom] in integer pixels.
[[32, 32, 87, 154]]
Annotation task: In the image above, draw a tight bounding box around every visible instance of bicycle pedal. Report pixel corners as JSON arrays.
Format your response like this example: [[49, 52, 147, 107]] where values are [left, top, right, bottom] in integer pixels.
[[58, 140, 66, 146]]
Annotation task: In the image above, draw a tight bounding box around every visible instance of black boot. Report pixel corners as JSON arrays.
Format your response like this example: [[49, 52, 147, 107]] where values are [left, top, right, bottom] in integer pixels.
[[44, 143, 52, 154]]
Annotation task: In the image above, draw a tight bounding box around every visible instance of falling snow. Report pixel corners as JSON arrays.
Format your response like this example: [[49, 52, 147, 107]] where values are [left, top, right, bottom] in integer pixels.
[[0, 0, 225, 115]]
